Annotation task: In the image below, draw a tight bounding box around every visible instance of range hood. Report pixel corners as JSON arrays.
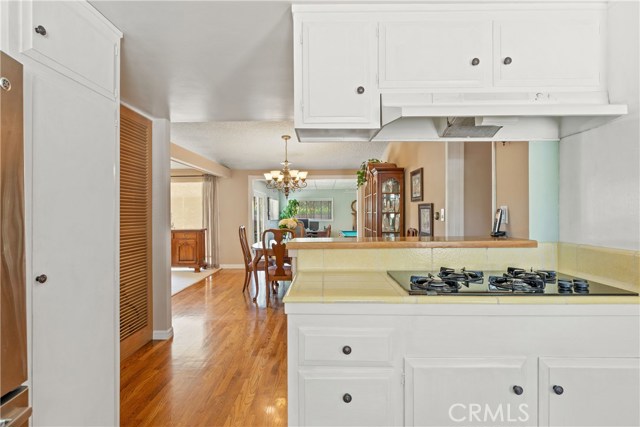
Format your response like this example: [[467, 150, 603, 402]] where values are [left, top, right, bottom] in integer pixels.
[[296, 92, 628, 142]]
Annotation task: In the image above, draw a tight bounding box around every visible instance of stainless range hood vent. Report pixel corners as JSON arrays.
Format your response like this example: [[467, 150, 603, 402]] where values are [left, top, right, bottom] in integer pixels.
[[440, 117, 502, 138]]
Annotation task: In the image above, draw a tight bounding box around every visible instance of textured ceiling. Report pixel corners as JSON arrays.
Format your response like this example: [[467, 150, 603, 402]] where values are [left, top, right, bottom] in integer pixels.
[[92, 1, 389, 169], [170, 121, 388, 170]]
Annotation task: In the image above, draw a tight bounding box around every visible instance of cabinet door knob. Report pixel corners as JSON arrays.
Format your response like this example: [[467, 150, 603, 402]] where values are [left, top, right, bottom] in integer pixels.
[[356, 86, 365, 94], [0, 77, 11, 91], [342, 345, 352, 355], [342, 393, 352, 403], [553, 385, 564, 395], [471, 58, 480, 66], [34, 25, 47, 36], [503, 57, 513, 65], [512, 385, 524, 395], [35, 274, 48, 284]]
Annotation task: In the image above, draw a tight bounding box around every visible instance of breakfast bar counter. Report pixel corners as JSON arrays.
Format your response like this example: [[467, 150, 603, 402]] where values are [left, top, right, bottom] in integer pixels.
[[286, 236, 538, 249], [283, 270, 640, 305]]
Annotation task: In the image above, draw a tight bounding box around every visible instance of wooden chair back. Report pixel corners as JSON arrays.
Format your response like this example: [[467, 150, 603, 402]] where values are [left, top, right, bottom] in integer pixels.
[[317, 224, 331, 237], [407, 228, 418, 236], [294, 220, 306, 237], [239, 225, 253, 271], [262, 228, 294, 280]]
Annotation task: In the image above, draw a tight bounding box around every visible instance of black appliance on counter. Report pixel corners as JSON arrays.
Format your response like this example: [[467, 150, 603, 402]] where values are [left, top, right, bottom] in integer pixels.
[[388, 267, 638, 296]]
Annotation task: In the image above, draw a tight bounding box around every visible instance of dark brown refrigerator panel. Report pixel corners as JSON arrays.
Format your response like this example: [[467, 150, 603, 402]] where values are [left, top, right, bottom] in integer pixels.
[[0, 51, 28, 398]]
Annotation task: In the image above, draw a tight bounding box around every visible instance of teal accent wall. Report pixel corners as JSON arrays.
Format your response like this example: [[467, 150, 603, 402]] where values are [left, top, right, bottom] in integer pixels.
[[529, 141, 559, 242]]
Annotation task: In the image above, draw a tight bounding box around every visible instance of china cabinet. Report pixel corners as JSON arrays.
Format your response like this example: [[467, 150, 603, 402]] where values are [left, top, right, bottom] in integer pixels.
[[364, 163, 404, 237]]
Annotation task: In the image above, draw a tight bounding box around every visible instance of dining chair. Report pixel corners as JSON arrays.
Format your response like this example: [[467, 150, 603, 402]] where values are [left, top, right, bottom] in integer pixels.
[[239, 225, 269, 294], [316, 224, 331, 237], [293, 220, 306, 237], [261, 228, 294, 305], [407, 228, 418, 236]]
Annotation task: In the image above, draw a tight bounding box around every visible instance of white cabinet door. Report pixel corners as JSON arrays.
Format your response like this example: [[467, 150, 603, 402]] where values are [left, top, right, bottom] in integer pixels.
[[379, 19, 491, 89], [298, 368, 399, 426], [539, 358, 640, 427], [405, 357, 534, 427], [298, 19, 378, 127], [20, 1, 119, 98], [494, 14, 603, 88], [30, 69, 118, 426]]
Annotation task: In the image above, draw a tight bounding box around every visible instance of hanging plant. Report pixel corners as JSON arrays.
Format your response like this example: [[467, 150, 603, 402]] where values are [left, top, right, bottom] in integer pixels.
[[356, 159, 381, 187]]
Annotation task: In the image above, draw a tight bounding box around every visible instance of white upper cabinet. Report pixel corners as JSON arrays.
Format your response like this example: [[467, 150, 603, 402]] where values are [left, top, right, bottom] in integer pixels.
[[19, 1, 121, 98], [379, 18, 492, 89], [494, 13, 603, 88], [295, 17, 379, 128]]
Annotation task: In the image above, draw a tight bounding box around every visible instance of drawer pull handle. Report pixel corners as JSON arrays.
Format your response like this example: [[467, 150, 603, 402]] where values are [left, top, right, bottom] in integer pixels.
[[512, 385, 524, 395], [553, 385, 564, 395], [342, 345, 352, 355], [35, 25, 47, 36], [343, 393, 352, 403]]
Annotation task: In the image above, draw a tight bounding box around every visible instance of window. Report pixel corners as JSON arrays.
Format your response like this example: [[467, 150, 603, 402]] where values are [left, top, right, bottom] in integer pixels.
[[170, 179, 203, 229], [297, 199, 333, 221]]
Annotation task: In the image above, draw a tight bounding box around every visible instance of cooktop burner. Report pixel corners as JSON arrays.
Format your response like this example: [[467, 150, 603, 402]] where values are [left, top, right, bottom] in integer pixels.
[[389, 267, 638, 296]]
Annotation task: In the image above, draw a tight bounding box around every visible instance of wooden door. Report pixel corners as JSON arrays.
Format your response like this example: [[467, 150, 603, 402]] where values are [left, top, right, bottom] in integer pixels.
[[119, 105, 152, 360]]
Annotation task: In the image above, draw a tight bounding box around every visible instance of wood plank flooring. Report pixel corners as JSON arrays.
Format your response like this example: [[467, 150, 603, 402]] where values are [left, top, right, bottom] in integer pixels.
[[120, 269, 288, 426]]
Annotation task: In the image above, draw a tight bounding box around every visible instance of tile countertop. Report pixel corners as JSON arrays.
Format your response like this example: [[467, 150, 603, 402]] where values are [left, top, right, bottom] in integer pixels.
[[283, 271, 640, 305], [286, 236, 537, 249]]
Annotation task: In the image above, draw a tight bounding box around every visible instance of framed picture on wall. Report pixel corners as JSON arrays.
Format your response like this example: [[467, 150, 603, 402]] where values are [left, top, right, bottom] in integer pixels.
[[410, 168, 423, 202], [268, 198, 279, 220], [418, 203, 434, 237]]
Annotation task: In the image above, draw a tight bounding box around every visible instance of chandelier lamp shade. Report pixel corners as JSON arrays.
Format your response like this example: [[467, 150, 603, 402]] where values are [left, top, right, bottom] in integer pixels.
[[264, 135, 308, 199]]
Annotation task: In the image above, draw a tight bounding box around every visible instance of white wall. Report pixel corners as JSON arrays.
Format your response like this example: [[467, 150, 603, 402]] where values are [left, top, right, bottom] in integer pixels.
[[559, 1, 640, 251], [151, 118, 173, 339]]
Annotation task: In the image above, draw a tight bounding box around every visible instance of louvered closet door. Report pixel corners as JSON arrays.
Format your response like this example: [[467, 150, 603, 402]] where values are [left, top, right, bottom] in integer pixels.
[[120, 105, 152, 359]]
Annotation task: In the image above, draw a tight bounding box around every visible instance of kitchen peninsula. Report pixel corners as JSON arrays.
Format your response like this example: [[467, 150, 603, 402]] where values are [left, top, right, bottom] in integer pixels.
[[283, 237, 640, 427]]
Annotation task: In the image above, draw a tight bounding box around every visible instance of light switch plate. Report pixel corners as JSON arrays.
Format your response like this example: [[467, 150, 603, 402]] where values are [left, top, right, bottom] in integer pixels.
[[440, 208, 445, 221], [500, 205, 509, 224]]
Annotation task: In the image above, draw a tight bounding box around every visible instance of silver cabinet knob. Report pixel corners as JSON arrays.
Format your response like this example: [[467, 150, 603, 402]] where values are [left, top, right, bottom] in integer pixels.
[[35, 274, 48, 284], [471, 58, 480, 66], [553, 385, 564, 395], [0, 77, 11, 91], [356, 86, 365, 94], [504, 57, 513, 65], [34, 25, 47, 36]]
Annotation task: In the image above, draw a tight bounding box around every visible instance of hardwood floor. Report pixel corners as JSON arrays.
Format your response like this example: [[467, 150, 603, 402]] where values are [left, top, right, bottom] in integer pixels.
[[120, 269, 289, 426]]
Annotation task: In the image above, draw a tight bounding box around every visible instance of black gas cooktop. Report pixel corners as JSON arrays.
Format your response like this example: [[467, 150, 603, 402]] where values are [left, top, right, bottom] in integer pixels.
[[387, 267, 638, 296]]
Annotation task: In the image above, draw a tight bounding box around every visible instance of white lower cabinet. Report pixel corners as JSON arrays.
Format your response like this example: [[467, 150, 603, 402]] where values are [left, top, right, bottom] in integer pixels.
[[405, 357, 534, 427], [287, 307, 640, 427], [539, 358, 640, 427], [298, 369, 397, 426]]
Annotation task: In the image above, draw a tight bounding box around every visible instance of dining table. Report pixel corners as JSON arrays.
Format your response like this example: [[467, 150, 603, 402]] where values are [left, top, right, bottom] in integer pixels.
[[250, 241, 289, 302]]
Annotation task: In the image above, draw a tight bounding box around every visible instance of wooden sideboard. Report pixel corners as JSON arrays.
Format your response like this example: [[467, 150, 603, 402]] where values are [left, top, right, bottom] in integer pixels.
[[171, 229, 206, 272]]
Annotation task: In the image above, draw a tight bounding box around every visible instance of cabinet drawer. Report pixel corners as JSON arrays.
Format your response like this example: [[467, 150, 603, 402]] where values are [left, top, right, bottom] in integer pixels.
[[20, 1, 120, 98], [299, 327, 393, 366], [172, 232, 196, 240], [298, 369, 396, 426]]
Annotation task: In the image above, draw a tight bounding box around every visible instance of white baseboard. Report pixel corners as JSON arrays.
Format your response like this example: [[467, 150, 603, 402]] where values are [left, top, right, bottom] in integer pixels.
[[153, 327, 174, 340], [220, 264, 244, 269]]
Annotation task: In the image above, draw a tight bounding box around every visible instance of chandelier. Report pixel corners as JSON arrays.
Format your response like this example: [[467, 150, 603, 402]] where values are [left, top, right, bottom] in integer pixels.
[[263, 135, 308, 199]]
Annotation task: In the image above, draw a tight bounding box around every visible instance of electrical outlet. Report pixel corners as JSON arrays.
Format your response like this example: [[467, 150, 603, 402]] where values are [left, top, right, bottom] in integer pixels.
[[500, 206, 509, 224]]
